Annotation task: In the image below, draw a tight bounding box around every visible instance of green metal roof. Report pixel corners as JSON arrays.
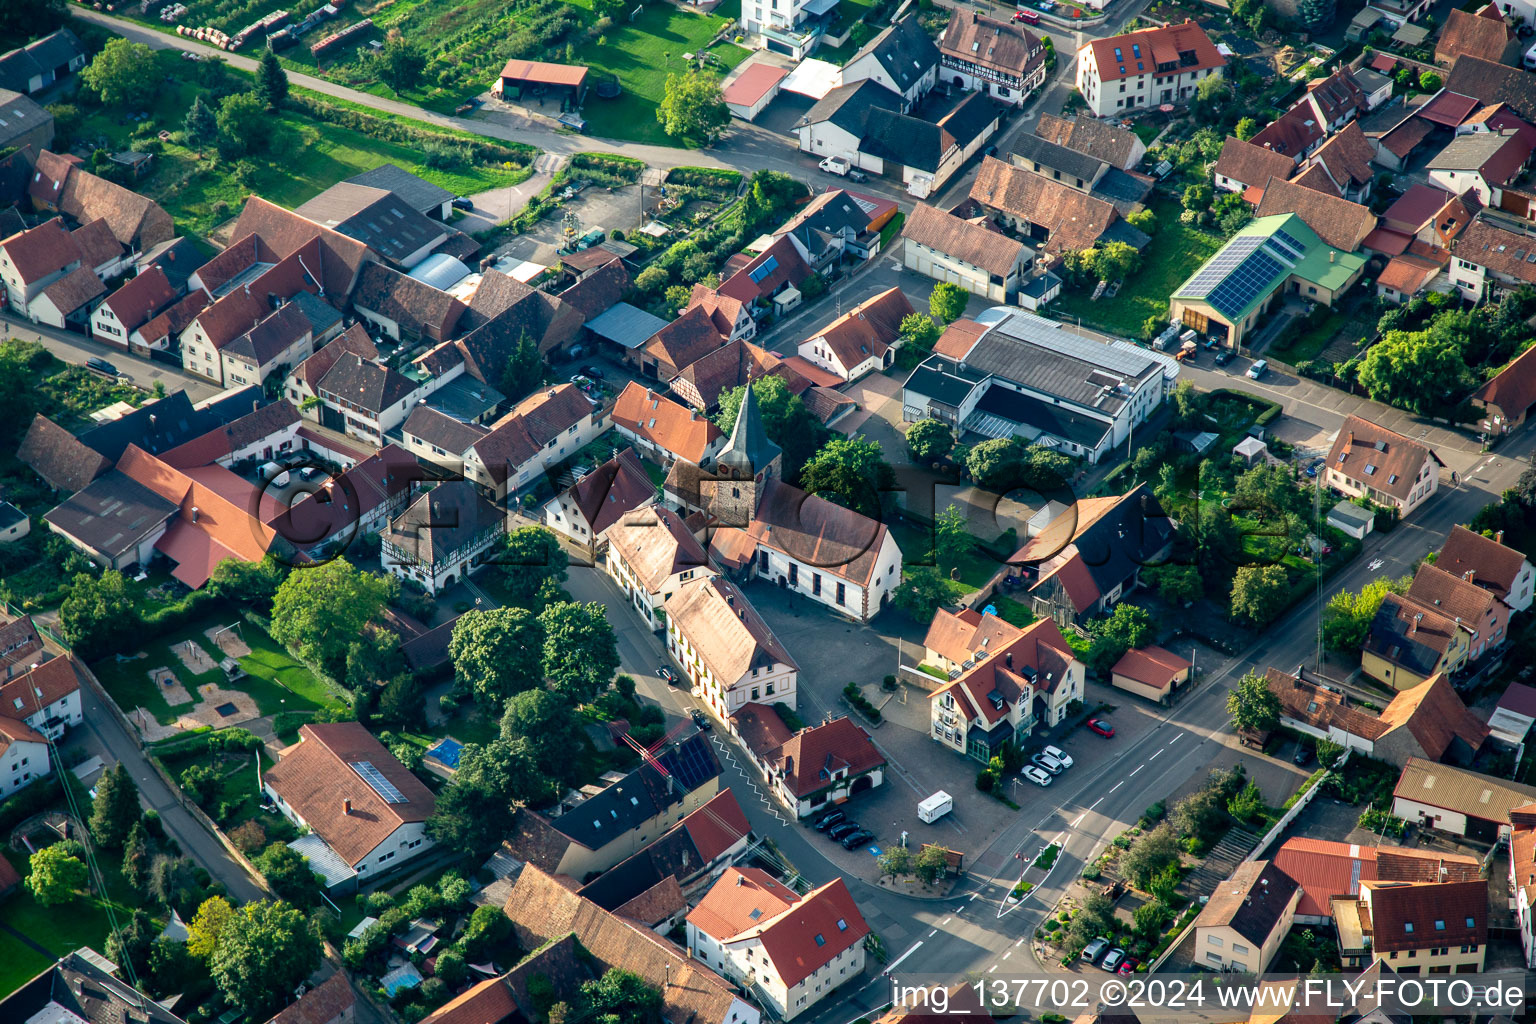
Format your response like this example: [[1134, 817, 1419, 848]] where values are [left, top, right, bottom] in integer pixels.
[[1172, 213, 1363, 326]]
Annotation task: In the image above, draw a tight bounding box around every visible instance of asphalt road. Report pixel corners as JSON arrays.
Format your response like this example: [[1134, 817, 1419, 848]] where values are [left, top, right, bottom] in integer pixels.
[[1, 312, 221, 404]]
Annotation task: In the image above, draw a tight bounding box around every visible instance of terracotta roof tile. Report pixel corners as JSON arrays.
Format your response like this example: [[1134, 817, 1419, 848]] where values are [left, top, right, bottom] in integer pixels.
[[970, 157, 1120, 254], [1327, 414, 1441, 501], [0, 216, 79, 285], [0, 655, 83, 723], [606, 505, 711, 595], [99, 265, 177, 332], [688, 868, 870, 987], [351, 261, 465, 339], [1373, 845, 1480, 883], [613, 380, 724, 463], [1251, 107, 1325, 160], [1034, 113, 1143, 168], [939, 13, 1044, 80], [419, 976, 516, 1024], [264, 722, 435, 866], [1438, 523, 1529, 601], [643, 305, 730, 379], [1111, 645, 1191, 690], [1362, 878, 1486, 950], [1375, 670, 1489, 760], [1273, 838, 1379, 918], [57, 161, 173, 249], [1214, 136, 1300, 189], [1197, 860, 1300, 945], [17, 413, 110, 491], [1086, 20, 1224, 84], [763, 715, 884, 799], [731, 477, 892, 586], [805, 285, 912, 373], [40, 264, 106, 316], [1254, 177, 1377, 251], [664, 576, 799, 681], [1436, 5, 1515, 65], [923, 608, 1024, 666], [267, 972, 356, 1024], [71, 217, 123, 271], [560, 447, 655, 536]]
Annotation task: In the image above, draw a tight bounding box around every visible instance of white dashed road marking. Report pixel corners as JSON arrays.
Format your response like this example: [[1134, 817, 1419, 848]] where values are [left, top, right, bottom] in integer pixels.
[[1129, 765, 1143, 777]]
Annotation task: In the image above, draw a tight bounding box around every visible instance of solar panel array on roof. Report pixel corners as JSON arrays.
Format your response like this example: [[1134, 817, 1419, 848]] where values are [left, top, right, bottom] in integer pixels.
[[658, 734, 720, 790], [749, 255, 779, 284], [1272, 227, 1308, 259], [1206, 248, 1284, 319], [351, 760, 408, 803], [1181, 235, 1266, 298]]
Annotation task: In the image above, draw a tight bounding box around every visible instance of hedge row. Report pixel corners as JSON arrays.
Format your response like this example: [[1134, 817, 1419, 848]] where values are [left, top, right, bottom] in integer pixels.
[[286, 94, 536, 166]]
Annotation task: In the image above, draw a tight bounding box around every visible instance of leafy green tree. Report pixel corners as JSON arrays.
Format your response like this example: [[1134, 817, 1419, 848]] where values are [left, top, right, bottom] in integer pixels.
[[1126, 208, 1158, 235], [148, 856, 203, 917], [932, 505, 974, 574], [1297, 0, 1335, 30], [1357, 329, 1472, 416], [582, 968, 664, 1024], [499, 332, 544, 403], [187, 896, 234, 961], [345, 626, 405, 692], [915, 843, 950, 885], [374, 34, 426, 94], [1085, 602, 1156, 673], [1227, 781, 1265, 822], [27, 843, 88, 905], [254, 843, 322, 907], [714, 376, 828, 481], [877, 845, 913, 879], [664, 284, 693, 314], [499, 526, 570, 607], [1118, 822, 1181, 889], [966, 438, 1024, 490], [906, 418, 953, 464], [798, 437, 896, 519], [1182, 182, 1213, 213], [635, 265, 669, 295], [929, 282, 969, 324], [1229, 564, 1291, 626], [122, 821, 151, 892], [1226, 670, 1281, 734], [209, 556, 285, 613], [0, 0, 66, 45], [89, 762, 140, 849], [210, 900, 323, 1018], [449, 608, 546, 709], [106, 909, 157, 982], [1143, 563, 1203, 604], [256, 47, 288, 110], [376, 672, 423, 726], [501, 689, 582, 783], [1086, 241, 1139, 283], [183, 94, 218, 144], [216, 93, 272, 158], [428, 738, 550, 853], [179, 764, 221, 808], [271, 559, 394, 678], [893, 567, 953, 621], [539, 601, 620, 705], [1189, 501, 1243, 583], [1234, 116, 1258, 141], [656, 71, 730, 144], [82, 38, 158, 107], [900, 312, 941, 351], [436, 947, 468, 986], [1322, 575, 1409, 653], [59, 571, 138, 659]]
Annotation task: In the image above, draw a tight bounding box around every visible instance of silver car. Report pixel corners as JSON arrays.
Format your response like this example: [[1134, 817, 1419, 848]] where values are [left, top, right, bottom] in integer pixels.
[[1022, 766, 1052, 787], [1032, 752, 1067, 775]]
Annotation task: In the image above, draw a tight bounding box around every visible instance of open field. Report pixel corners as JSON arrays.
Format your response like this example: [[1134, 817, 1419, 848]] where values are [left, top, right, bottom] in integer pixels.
[[0, 848, 144, 997], [59, 49, 528, 235]]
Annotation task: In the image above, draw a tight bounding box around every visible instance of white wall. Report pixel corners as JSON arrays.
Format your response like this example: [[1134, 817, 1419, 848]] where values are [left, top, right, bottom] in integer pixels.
[[1392, 796, 1469, 836], [0, 738, 50, 796], [354, 821, 433, 879]]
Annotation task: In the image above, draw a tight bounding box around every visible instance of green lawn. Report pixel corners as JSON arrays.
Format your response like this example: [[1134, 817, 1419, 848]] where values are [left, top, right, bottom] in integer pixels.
[[1050, 197, 1226, 338], [992, 595, 1037, 628], [157, 743, 276, 828], [570, 1, 749, 144], [0, 847, 147, 997], [64, 50, 530, 236], [92, 611, 339, 725]]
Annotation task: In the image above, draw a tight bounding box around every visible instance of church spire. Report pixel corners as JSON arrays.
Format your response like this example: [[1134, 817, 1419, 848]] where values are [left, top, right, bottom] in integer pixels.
[[717, 380, 781, 479]]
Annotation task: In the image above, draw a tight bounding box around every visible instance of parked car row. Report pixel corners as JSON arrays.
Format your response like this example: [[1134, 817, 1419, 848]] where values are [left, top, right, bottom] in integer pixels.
[[1081, 937, 1137, 974], [814, 810, 874, 849], [1023, 744, 1075, 787]]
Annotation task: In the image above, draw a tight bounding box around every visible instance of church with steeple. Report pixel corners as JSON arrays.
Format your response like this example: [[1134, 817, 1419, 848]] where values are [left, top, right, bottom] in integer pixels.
[[663, 383, 903, 622]]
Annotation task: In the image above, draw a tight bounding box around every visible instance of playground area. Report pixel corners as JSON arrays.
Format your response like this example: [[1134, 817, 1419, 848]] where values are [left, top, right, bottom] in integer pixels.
[[91, 608, 344, 741]]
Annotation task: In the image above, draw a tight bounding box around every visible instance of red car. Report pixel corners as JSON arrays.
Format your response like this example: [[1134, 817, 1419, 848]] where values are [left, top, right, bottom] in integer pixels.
[[1087, 717, 1115, 738], [1117, 956, 1139, 976]]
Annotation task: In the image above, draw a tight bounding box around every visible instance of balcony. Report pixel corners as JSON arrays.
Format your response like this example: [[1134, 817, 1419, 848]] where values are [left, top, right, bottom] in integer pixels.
[[760, 20, 821, 52]]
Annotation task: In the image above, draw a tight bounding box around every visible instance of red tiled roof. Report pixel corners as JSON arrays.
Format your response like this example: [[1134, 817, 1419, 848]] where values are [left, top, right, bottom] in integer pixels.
[[1251, 107, 1324, 160], [0, 656, 83, 723], [0, 216, 79, 285], [1377, 252, 1444, 294], [765, 716, 884, 799], [1476, 341, 1536, 421], [923, 608, 1023, 666], [688, 869, 870, 987], [677, 788, 751, 862], [1418, 90, 1482, 127], [1086, 20, 1224, 84], [1327, 414, 1441, 501], [612, 380, 723, 464], [1273, 838, 1380, 918], [1362, 878, 1486, 951], [420, 977, 515, 1024], [1382, 184, 1455, 233], [99, 266, 177, 332], [932, 318, 986, 359], [264, 722, 435, 866], [1111, 645, 1191, 691], [1439, 523, 1529, 602], [804, 285, 912, 373], [268, 973, 356, 1024], [723, 62, 789, 106], [497, 59, 588, 88]]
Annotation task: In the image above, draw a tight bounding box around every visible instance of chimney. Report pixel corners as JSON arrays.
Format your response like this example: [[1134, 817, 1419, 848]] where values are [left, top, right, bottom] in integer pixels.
[[191, 506, 200, 523], [1006, 652, 1013, 667], [343, 798, 352, 815], [252, 399, 260, 412], [735, 874, 744, 885], [1465, 569, 1475, 583], [1497, 530, 1506, 543], [972, 8, 978, 20], [1330, 251, 1336, 263]]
